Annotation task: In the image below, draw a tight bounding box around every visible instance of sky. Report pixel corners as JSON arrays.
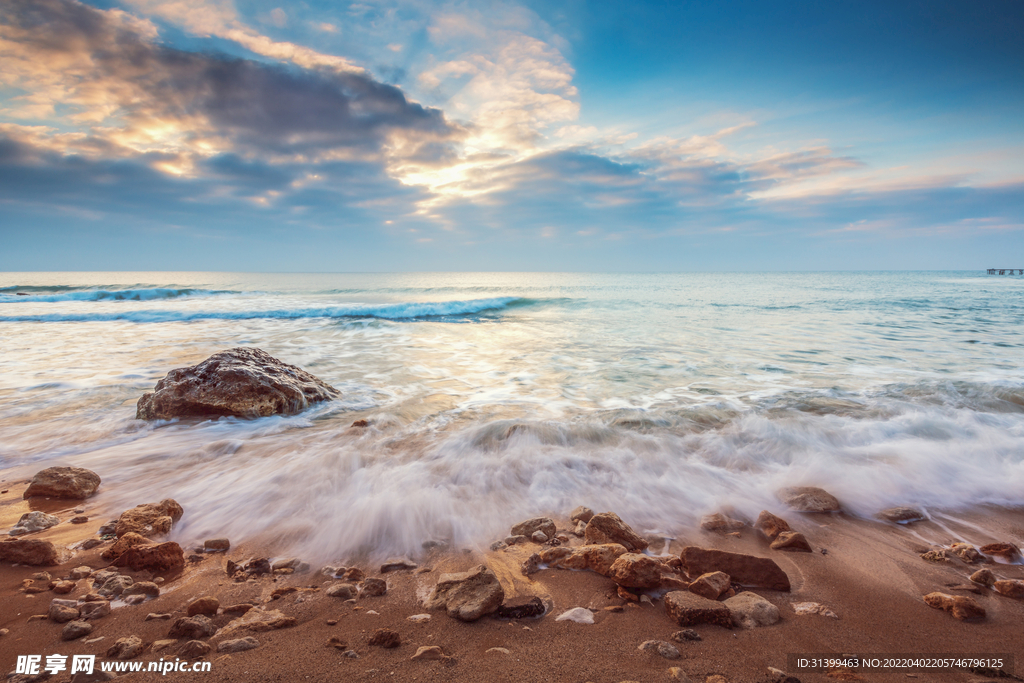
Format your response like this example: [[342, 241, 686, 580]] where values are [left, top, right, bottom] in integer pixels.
[[0, 0, 1022, 271]]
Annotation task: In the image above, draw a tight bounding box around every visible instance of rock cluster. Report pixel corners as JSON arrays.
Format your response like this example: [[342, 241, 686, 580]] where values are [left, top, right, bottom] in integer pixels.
[[137, 347, 339, 420]]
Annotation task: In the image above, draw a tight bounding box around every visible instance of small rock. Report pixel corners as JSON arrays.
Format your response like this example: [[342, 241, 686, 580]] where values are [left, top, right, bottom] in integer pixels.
[[360, 578, 387, 597], [107, 635, 144, 659], [554, 607, 594, 624], [146, 612, 173, 620], [706, 676, 729, 683], [504, 535, 528, 545], [367, 628, 401, 648], [222, 603, 254, 615], [112, 541, 186, 572], [123, 594, 146, 605], [777, 486, 841, 512], [531, 530, 549, 543], [204, 538, 230, 552], [326, 619, 338, 625], [671, 629, 702, 642], [969, 569, 996, 586], [688, 571, 731, 601], [485, 647, 511, 655], [770, 532, 812, 553], [980, 542, 1022, 563], [423, 565, 504, 621], [152, 639, 177, 652], [570, 506, 595, 524], [609, 553, 664, 589], [9, 511, 61, 536], [24, 466, 101, 500], [169, 614, 217, 639], [49, 603, 81, 623], [270, 586, 296, 599], [0, 628, 8, 637], [114, 498, 184, 538], [98, 574, 133, 597], [218, 636, 260, 653], [668, 667, 692, 682], [71, 516, 89, 524], [411, 645, 444, 661], [755, 511, 792, 540], [700, 513, 744, 532], [923, 592, 985, 621], [326, 583, 357, 599], [343, 650, 359, 658], [511, 517, 557, 539], [187, 596, 220, 616], [950, 543, 982, 564], [638, 640, 680, 659], [78, 600, 111, 620], [342, 567, 365, 582], [123, 581, 160, 597], [548, 542, 629, 576], [80, 538, 102, 550], [664, 591, 733, 628], [490, 540, 508, 551], [217, 608, 296, 635], [878, 506, 926, 524], [328, 636, 347, 649], [993, 579, 1024, 599], [790, 602, 839, 618], [521, 552, 542, 576], [494, 596, 546, 619], [69, 565, 93, 579], [724, 591, 780, 628], [180, 640, 212, 659], [380, 557, 417, 573], [584, 512, 649, 552], [61, 620, 94, 640], [920, 548, 955, 563], [574, 520, 587, 536], [97, 520, 118, 535], [767, 668, 802, 683], [52, 580, 76, 594], [406, 614, 431, 623]]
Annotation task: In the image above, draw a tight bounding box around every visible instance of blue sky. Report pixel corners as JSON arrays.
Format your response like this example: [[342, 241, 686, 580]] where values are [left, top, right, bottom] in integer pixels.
[[1, 0, 1021, 271]]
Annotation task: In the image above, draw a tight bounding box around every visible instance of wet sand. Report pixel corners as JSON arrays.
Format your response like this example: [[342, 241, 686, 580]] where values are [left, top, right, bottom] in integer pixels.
[[1, 479, 1023, 683]]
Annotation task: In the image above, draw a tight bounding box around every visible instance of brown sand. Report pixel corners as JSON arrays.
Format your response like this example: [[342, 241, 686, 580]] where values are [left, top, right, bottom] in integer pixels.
[[1, 480, 1023, 683]]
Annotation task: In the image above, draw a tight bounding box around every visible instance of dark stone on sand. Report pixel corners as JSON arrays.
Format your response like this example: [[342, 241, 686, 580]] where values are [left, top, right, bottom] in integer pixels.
[[169, 615, 217, 639], [360, 577, 387, 597], [24, 467, 101, 500], [878, 506, 926, 524], [136, 347, 339, 420], [494, 597, 546, 619], [424, 565, 504, 622], [664, 591, 733, 628], [770, 531, 812, 553], [681, 546, 791, 591], [368, 628, 401, 648], [180, 640, 212, 659], [671, 629, 702, 642], [0, 539, 64, 566]]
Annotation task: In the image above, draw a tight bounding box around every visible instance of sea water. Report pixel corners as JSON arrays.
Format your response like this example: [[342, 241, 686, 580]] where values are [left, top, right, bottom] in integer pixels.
[[1, 271, 1022, 560]]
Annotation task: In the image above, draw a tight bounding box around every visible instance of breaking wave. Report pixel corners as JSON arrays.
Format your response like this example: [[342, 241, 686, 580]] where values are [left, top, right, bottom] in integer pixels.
[[0, 287, 234, 302]]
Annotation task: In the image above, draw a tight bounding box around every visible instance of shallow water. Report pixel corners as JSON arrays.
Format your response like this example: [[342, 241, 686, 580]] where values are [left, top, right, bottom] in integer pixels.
[[1, 271, 1022, 561]]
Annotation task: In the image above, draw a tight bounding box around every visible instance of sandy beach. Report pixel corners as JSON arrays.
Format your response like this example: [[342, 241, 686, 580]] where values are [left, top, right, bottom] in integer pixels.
[[3, 471, 1022, 683]]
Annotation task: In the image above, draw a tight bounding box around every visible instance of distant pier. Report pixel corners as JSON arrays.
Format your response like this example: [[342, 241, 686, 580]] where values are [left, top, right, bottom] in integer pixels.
[[987, 269, 1023, 275]]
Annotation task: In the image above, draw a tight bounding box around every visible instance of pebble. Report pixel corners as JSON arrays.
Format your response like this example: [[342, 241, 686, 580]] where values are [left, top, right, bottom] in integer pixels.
[[367, 628, 401, 648], [411, 645, 444, 661], [326, 619, 338, 625], [145, 613, 173, 620], [486, 647, 511, 655], [328, 636, 347, 650], [638, 640, 681, 659], [407, 614, 431, 623], [672, 629, 702, 642]]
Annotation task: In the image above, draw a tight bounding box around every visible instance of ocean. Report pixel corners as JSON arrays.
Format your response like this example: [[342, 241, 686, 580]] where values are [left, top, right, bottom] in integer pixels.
[[1, 271, 1022, 561]]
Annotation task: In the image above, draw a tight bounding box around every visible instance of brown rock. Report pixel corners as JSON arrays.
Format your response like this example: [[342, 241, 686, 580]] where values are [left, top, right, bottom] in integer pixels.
[[360, 577, 387, 597], [552, 543, 628, 576], [638, 640, 681, 659], [169, 615, 217, 639], [217, 636, 260, 653], [107, 635, 143, 659], [49, 603, 80, 623], [180, 640, 212, 659], [664, 591, 733, 628], [608, 553, 665, 589], [511, 517, 556, 539], [700, 513, 744, 532], [78, 600, 111, 620], [0, 539, 64, 565], [754, 511, 791, 540], [222, 603, 254, 615], [723, 592, 780, 628], [969, 568, 996, 586], [380, 557, 418, 573], [136, 347, 340, 420], [777, 486, 840, 512], [584, 512, 649, 552], [204, 538, 230, 551], [326, 583, 357, 599], [920, 549, 955, 563], [980, 542, 1022, 562], [52, 580, 76, 594], [218, 608, 296, 636], [123, 581, 160, 597], [770, 531, 812, 553], [342, 567, 365, 582], [411, 645, 444, 661], [111, 541, 185, 572], [61, 620, 94, 641], [423, 565, 504, 622], [878, 506, 926, 524], [24, 466, 101, 499], [688, 571, 731, 600], [367, 628, 401, 648], [570, 506, 595, 523], [681, 546, 791, 591], [994, 579, 1024, 599], [101, 531, 150, 561], [950, 543, 982, 564], [114, 499, 184, 538], [187, 596, 220, 616], [923, 592, 985, 621]]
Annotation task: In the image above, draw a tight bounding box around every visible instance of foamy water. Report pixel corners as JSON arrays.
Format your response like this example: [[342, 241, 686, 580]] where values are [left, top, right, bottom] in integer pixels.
[[1, 271, 1022, 561]]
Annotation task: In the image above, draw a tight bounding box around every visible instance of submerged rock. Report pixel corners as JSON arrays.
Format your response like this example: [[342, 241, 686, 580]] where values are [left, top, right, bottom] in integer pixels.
[[681, 547, 791, 591], [24, 466, 101, 500], [777, 487, 841, 513], [584, 512, 649, 552], [700, 513, 745, 533], [137, 347, 339, 420]]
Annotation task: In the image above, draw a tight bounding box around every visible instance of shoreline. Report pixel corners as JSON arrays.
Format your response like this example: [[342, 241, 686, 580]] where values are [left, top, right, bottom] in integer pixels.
[[2, 474, 1022, 683]]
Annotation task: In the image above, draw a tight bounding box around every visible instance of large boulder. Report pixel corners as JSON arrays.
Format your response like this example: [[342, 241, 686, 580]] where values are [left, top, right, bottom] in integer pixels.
[[664, 591, 733, 628], [424, 565, 504, 622], [137, 347, 339, 420], [115, 499, 184, 538], [24, 467, 101, 499], [681, 547, 790, 591], [777, 487, 841, 513], [584, 512, 649, 552], [0, 538, 65, 565]]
